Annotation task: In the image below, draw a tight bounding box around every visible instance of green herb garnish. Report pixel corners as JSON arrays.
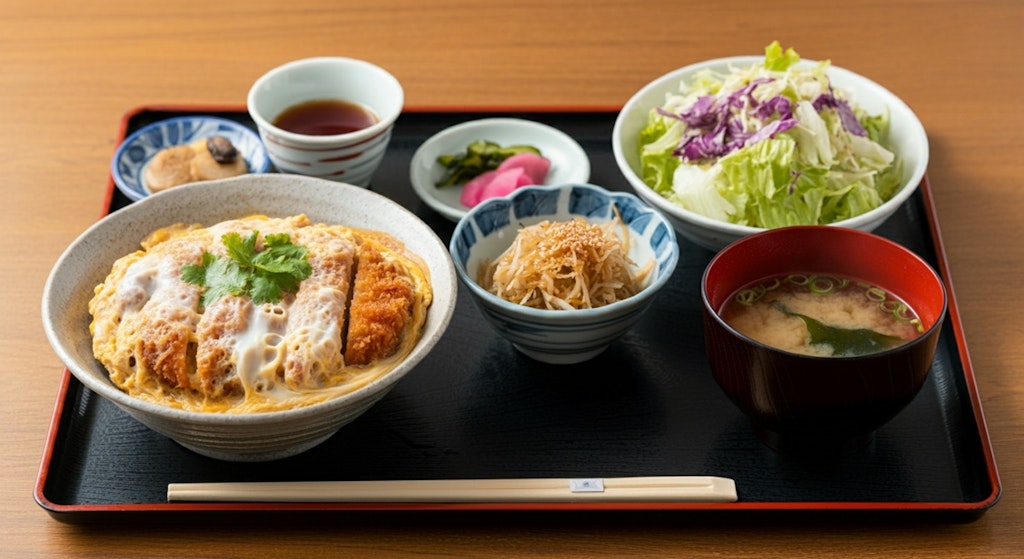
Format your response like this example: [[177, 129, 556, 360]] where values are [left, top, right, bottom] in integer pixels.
[[435, 140, 542, 188], [772, 301, 904, 357], [181, 231, 312, 307]]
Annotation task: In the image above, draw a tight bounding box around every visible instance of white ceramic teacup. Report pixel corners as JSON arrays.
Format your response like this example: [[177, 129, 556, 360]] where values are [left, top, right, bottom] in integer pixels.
[[247, 57, 404, 187]]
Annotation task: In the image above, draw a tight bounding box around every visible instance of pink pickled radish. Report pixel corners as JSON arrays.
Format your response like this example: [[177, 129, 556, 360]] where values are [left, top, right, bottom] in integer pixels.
[[459, 152, 552, 208], [496, 152, 551, 183]]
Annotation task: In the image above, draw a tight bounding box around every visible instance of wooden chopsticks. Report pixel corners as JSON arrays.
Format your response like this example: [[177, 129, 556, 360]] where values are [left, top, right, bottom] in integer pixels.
[[167, 476, 737, 503]]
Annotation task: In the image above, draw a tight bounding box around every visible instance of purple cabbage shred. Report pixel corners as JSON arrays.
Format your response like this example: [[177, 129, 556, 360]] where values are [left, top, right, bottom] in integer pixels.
[[812, 89, 867, 136], [657, 77, 799, 162]]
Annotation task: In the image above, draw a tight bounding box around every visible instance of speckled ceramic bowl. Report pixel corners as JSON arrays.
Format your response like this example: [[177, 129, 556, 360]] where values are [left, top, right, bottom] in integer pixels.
[[449, 183, 679, 364], [111, 115, 272, 201], [42, 174, 456, 462]]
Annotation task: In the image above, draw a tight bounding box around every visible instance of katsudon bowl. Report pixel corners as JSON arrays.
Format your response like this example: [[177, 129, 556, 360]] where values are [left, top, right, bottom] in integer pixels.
[[42, 174, 457, 462]]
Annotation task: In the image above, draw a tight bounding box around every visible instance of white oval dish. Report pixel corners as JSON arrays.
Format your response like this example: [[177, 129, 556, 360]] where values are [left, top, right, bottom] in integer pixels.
[[111, 115, 272, 201], [409, 118, 591, 222]]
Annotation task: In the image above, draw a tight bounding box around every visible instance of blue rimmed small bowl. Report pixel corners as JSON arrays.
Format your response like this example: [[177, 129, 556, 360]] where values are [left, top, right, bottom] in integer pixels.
[[449, 183, 679, 364], [111, 115, 272, 201]]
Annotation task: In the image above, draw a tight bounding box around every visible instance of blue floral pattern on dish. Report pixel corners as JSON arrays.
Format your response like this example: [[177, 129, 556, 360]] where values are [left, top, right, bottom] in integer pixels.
[[111, 116, 272, 201], [449, 183, 680, 365], [457, 183, 676, 265]]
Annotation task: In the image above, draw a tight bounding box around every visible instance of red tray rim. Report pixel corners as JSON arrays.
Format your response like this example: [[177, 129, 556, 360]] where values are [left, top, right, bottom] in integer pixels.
[[34, 104, 1002, 521]]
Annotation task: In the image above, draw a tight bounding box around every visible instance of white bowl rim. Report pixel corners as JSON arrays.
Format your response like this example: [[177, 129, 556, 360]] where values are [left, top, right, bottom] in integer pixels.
[[612, 55, 929, 238], [246, 56, 405, 146]]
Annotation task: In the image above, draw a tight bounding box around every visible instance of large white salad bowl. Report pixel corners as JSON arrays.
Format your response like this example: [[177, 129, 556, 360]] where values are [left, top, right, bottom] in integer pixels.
[[612, 55, 929, 252]]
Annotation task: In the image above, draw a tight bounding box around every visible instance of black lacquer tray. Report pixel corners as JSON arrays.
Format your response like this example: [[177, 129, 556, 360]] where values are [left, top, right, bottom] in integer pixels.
[[35, 106, 1001, 523]]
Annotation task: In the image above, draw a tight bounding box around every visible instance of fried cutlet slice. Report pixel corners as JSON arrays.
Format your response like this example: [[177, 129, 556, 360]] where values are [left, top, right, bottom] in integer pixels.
[[281, 226, 357, 388], [195, 295, 252, 398], [343, 237, 417, 366], [90, 232, 206, 392]]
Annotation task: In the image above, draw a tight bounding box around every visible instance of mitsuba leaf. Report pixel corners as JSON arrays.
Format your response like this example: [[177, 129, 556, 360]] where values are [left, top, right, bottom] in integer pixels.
[[249, 274, 284, 305], [201, 257, 249, 307], [180, 252, 216, 286], [224, 231, 257, 268], [180, 230, 311, 307]]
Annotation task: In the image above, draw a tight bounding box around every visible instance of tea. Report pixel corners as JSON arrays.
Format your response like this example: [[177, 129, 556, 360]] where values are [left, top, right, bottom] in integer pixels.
[[272, 99, 379, 136]]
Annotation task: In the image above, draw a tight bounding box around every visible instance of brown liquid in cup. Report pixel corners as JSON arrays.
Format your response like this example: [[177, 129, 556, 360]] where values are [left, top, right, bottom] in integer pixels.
[[273, 99, 379, 136]]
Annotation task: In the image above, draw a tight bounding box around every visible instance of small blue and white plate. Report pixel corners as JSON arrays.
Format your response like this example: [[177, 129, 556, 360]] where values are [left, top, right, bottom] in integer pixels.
[[409, 118, 591, 222], [111, 116, 272, 201]]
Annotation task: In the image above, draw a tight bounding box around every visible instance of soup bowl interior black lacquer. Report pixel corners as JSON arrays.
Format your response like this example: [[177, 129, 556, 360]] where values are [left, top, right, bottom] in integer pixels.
[[701, 225, 947, 455]]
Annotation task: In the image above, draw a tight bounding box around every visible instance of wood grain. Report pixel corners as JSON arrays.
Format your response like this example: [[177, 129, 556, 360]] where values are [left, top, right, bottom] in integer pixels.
[[2, 0, 1021, 556]]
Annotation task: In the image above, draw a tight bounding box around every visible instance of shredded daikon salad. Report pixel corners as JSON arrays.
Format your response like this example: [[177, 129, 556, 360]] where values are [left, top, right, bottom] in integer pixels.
[[478, 213, 654, 310]]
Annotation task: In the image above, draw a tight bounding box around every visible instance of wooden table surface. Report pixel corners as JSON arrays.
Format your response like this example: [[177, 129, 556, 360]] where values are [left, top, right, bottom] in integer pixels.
[[3, 1, 1021, 556]]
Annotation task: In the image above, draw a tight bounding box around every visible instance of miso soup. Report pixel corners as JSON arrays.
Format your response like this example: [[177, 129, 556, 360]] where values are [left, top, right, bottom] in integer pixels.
[[719, 273, 924, 357]]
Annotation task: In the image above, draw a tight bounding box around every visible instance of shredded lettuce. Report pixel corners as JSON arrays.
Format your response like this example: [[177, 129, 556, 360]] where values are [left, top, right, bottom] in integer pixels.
[[638, 41, 902, 228]]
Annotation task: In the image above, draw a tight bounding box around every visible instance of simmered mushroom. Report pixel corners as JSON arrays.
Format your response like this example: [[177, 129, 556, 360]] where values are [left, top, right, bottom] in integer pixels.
[[206, 136, 239, 163]]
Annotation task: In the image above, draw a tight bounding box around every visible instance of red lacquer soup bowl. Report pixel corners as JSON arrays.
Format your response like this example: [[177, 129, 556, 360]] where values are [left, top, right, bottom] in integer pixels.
[[701, 226, 947, 455]]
